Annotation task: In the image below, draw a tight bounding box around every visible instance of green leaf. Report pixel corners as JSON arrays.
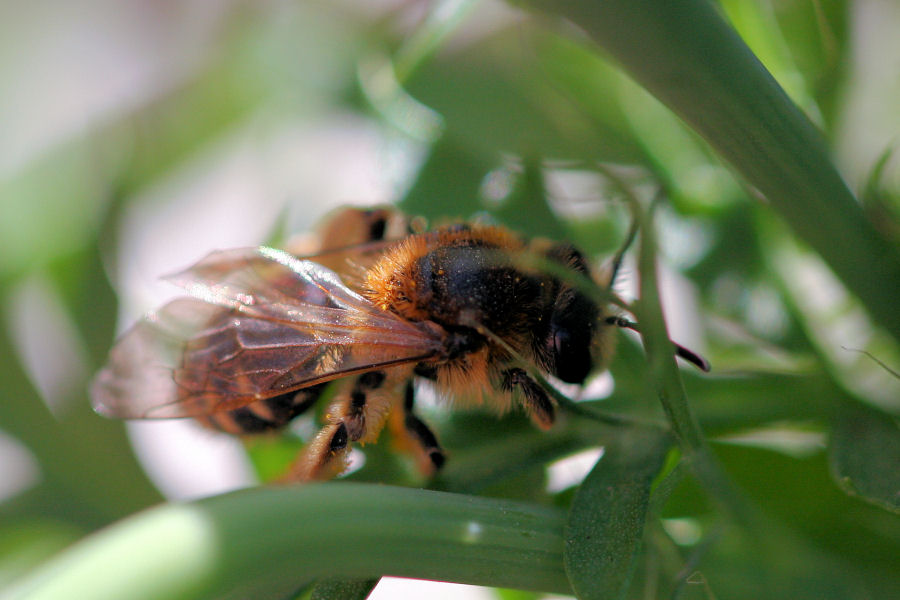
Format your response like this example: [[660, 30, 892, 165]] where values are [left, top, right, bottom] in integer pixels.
[[3, 484, 570, 600], [391, 0, 482, 84], [399, 135, 489, 219], [710, 444, 900, 598], [0, 521, 83, 588], [491, 157, 568, 240], [244, 436, 306, 483], [435, 413, 594, 495], [564, 430, 671, 600], [517, 0, 900, 343], [494, 588, 541, 600], [860, 147, 900, 244], [0, 303, 161, 527], [683, 370, 836, 434], [309, 578, 379, 600], [405, 27, 643, 164], [829, 402, 900, 514]]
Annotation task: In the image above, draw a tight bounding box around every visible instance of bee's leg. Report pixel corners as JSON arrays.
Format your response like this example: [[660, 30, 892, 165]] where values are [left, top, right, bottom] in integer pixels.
[[285, 369, 407, 482], [199, 383, 326, 435], [501, 367, 555, 430], [342, 371, 390, 442], [283, 420, 353, 482], [403, 382, 446, 472], [388, 381, 445, 476]]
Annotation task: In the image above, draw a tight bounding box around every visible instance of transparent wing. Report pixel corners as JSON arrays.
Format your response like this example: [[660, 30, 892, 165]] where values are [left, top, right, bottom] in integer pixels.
[[284, 205, 414, 283], [288, 238, 409, 291], [92, 248, 445, 419]]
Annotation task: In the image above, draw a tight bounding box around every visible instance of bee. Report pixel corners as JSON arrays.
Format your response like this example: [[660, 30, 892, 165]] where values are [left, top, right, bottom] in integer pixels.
[[92, 207, 708, 481]]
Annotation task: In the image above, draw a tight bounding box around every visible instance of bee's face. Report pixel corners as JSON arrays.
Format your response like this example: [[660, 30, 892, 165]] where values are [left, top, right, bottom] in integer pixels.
[[546, 286, 599, 384]]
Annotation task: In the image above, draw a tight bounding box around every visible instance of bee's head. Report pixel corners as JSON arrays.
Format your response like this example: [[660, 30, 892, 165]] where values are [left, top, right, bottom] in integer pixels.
[[546, 286, 598, 383], [540, 243, 611, 384]]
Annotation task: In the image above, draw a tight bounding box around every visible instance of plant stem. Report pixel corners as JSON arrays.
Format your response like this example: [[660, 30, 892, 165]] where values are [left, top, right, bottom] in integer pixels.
[[634, 206, 759, 528]]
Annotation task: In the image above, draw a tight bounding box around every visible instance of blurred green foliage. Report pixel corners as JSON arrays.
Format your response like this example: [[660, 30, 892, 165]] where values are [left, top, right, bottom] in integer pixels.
[[1, 1, 898, 599]]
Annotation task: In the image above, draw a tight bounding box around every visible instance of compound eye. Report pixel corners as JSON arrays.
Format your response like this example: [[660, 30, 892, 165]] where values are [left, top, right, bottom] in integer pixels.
[[551, 327, 592, 384]]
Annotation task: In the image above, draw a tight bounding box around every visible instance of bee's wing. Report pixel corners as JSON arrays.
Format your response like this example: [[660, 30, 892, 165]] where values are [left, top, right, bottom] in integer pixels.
[[292, 239, 408, 289], [92, 247, 444, 419], [284, 205, 414, 279]]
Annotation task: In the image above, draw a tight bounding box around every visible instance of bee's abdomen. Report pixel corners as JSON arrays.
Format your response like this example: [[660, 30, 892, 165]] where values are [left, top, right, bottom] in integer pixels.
[[200, 383, 327, 434]]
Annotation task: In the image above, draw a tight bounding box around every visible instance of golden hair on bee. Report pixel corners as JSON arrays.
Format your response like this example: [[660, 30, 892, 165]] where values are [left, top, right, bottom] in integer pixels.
[[363, 224, 525, 317]]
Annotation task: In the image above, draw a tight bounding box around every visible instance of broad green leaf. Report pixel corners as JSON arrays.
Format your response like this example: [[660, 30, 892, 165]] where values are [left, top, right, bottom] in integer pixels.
[[564, 429, 671, 600], [829, 402, 900, 514], [3, 484, 570, 600]]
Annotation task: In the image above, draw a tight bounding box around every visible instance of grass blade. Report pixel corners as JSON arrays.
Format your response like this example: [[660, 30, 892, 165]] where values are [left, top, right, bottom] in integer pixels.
[[3, 484, 570, 600]]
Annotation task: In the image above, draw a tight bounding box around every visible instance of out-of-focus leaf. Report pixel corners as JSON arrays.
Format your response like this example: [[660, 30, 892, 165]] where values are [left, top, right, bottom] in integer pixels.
[[759, 212, 900, 407], [564, 429, 671, 600], [526, 31, 650, 166], [392, 0, 482, 84], [682, 369, 837, 434], [406, 27, 645, 164], [860, 147, 900, 243], [491, 157, 568, 240], [244, 436, 306, 484], [400, 136, 489, 219], [0, 234, 162, 523], [768, 0, 848, 123], [829, 402, 900, 514], [719, 0, 816, 112], [518, 0, 900, 343], [309, 578, 379, 600], [114, 4, 367, 198], [712, 443, 900, 597], [673, 522, 867, 600], [0, 521, 82, 588], [0, 305, 161, 526], [0, 145, 108, 279], [46, 245, 118, 368]]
